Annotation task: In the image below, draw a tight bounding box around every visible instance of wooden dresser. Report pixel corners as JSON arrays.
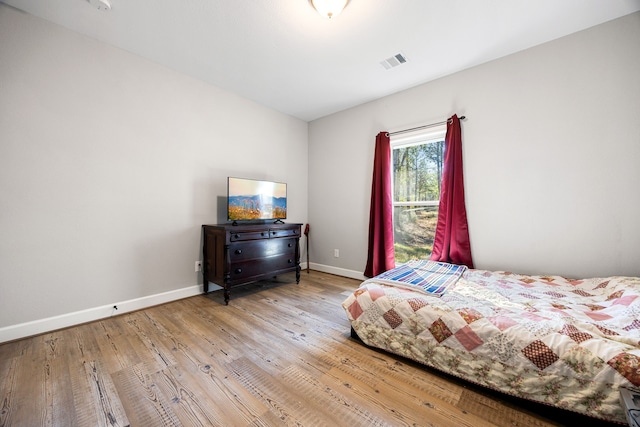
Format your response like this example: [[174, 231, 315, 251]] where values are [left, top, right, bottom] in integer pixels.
[[202, 222, 302, 304]]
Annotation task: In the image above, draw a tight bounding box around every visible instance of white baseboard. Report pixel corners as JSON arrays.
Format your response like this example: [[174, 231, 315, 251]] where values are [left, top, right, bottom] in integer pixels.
[[0, 284, 204, 343], [0, 264, 361, 344], [309, 263, 367, 281]]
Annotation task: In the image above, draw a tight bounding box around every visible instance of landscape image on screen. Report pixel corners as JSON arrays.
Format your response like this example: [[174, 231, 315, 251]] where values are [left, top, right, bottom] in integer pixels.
[[228, 178, 287, 221]]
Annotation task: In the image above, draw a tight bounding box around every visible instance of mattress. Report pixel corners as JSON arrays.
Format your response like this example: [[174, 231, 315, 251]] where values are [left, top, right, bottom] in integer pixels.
[[342, 267, 640, 424]]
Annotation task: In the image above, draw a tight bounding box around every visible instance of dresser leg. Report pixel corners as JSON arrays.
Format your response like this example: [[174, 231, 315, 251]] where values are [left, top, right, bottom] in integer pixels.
[[223, 288, 230, 305], [296, 266, 301, 284]]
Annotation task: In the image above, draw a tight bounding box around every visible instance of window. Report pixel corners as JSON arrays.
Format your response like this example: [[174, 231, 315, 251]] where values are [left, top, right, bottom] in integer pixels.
[[391, 127, 446, 264]]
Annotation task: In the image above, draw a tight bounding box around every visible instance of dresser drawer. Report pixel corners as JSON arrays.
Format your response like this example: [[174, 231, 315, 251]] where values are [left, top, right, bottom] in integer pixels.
[[230, 230, 270, 241], [229, 239, 296, 261], [269, 228, 300, 238], [229, 255, 297, 282]]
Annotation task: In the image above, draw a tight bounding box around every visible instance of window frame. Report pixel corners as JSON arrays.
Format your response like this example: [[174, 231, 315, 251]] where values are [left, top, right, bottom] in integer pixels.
[[390, 126, 446, 208], [390, 125, 446, 265]]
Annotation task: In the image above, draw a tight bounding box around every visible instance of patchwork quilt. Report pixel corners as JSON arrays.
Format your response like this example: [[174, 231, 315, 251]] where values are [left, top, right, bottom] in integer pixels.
[[342, 268, 640, 424]]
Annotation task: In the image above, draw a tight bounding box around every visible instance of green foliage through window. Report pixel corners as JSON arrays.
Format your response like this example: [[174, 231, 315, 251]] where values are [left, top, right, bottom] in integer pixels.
[[392, 138, 444, 264], [392, 141, 444, 202]]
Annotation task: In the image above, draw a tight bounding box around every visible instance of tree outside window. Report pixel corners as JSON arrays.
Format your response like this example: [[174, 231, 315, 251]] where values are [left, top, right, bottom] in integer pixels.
[[391, 129, 445, 264]]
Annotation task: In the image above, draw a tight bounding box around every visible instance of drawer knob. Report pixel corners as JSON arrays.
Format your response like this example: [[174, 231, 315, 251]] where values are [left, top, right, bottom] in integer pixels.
[[288, 259, 292, 264], [288, 243, 292, 247], [234, 234, 239, 239], [261, 232, 265, 236], [272, 231, 277, 236], [235, 249, 242, 254], [235, 268, 242, 274]]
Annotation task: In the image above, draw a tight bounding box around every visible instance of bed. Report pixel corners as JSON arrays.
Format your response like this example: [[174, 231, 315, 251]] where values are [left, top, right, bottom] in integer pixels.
[[342, 260, 640, 424]]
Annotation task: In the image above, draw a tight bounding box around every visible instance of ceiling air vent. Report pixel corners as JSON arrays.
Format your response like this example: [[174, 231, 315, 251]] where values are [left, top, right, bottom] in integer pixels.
[[380, 53, 407, 70]]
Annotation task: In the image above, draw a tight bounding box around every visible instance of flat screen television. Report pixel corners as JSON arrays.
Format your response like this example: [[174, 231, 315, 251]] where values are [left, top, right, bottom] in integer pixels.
[[227, 177, 287, 223]]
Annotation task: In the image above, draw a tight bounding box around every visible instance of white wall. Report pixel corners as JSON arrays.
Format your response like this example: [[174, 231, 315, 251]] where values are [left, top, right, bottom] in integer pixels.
[[309, 12, 640, 280], [0, 5, 308, 338]]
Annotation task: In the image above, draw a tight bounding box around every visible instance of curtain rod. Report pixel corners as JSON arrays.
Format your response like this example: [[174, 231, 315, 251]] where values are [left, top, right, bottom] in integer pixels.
[[388, 115, 466, 137]]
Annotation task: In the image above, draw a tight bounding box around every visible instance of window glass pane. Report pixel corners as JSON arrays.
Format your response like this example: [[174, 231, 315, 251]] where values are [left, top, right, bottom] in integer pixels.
[[392, 136, 444, 265], [393, 205, 439, 263], [392, 141, 444, 202]]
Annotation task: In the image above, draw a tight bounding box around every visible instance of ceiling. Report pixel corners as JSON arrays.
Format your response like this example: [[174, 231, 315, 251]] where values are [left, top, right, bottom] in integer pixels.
[[3, 0, 640, 121]]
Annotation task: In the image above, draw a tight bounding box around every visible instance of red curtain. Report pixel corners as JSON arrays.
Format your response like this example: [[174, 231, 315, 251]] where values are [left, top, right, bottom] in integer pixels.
[[364, 132, 395, 277], [431, 115, 474, 268]]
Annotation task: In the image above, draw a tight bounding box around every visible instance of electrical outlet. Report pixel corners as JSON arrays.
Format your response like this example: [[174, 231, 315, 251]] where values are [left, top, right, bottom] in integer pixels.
[[334, 249, 339, 258], [195, 261, 202, 272]]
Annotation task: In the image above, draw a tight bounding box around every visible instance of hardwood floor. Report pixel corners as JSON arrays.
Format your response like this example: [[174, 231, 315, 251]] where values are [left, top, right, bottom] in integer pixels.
[[0, 271, 620, 426]]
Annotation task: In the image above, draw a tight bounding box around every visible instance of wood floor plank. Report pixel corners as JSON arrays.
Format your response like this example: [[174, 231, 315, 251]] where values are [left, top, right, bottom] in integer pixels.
[[0, 339, 29, 362], [277, 363, 391, 427], [90, 318, 144, 374], [62, 326, 130, 427], [111, 362, 181, 427], [456, 388, 561, 427], [82, 358, 130, 426], [7, 336, 54, 427], [153, 365, 225, 426], [295, 342, 480, 427], [169, 298, 261, 362], [44, 352, 78, 426], [149, 313, 284, 425], [328, 337, 465, 405], [124, 310, 179, 369], [0, 357, 19, 427], [61, 326, 103, 427], [150, 311, 280, 424], [227, 356, 323, 426]]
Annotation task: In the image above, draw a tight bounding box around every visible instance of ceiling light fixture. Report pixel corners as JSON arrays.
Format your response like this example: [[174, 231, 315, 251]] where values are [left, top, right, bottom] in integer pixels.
[[311, 0, 349, 19], [88, 0, 111, 11]]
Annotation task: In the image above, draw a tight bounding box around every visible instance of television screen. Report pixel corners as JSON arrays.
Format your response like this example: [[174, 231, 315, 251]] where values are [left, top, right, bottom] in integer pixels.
[[227, 177, 287, 221]]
